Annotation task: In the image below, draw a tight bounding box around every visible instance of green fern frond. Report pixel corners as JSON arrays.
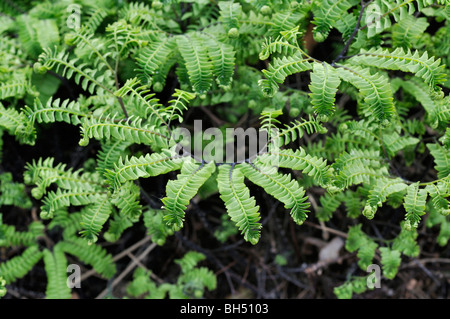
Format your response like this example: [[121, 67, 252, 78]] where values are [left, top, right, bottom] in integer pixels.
[[363, 178, 408, 219], [204, 35, 235, 88], [259, 52, 312, 97], [345, 224, 378, 270], [0, 80, 28, 100], [162, 160, 216, 231], [40, 188, 107, 219], [79, 113, 170, 148], [428, 143, 450, 179], [114, 77, 167, 126], [163, 89, 196, 125], [218, 1, 242, 30], [379, 247, 401, 279], [352, 47, 446, 88], [337, 65, 395, 123], [258, 148, 331, 188], [217, 164, 261, 245], [394, 77, 447, 128], [312, 0, 359, 41], [105, 151, 185, 190], [64, 26, 112, 71], [275, 117, 328, 146], [23, 97, 87, 126], [259, 27, 302, 60], [403, 183, 427, 230], [143, 208, 174, 246], [0, 245, 43, 284], [0, 102, 35, 144], [79, 196, 113, 244], [392, 15, 429, 49], [59, 237, 116, 278], [135, 36, 177, 86], [110, 181, 142, 219], [177, 35, 213, 95], [35, 47, 115, 95], [240, 162, 310, 225], [42, 245, 71, 299], [308, 62, 341, 120], [0, 214, 43, 247], [96, 140, 131, 178]]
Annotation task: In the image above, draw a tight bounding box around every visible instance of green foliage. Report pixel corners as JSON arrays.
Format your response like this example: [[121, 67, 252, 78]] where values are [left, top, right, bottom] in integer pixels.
[[0, 0, 449, 299], [127, 251, 216, 299]]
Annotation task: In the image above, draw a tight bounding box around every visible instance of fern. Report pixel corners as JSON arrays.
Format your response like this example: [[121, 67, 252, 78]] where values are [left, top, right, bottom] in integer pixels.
[[177, 35, 213, 95], [403, 182, 428, 229], [351, 47, 446, 89], [42, 245, 72, 299], [0, 245, 43, 284], [79, 196, 113, 244], [59, 237, 116, 279], [162, 160, 216, 231], [312, 0, 359, 41], [336, 64, 396, 123], [259, 52, 312, 97], [308, 62, 341, 120], [217, 164, 261, 245]]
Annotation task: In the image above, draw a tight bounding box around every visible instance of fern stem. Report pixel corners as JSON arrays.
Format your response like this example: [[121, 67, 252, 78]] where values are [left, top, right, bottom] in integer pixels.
[[333, 0, 370, 64]]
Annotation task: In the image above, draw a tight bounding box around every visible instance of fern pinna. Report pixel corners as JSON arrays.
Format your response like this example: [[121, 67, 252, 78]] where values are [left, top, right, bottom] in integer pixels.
[[0, 0, 449, 299]]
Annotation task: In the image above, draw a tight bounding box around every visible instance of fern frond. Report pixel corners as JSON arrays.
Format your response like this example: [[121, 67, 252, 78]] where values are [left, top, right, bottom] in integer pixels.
[[23, 97, 87, 126], [363, 178, 408, 219], [240, 162, 310, 225], [64, 26, 113, 71], [392, 221, 420, 257], [383, 131, 419, 157], [110, 181, 142, 219], [308, 62, 341, 120], [0, 215, 43, 247], [352, 47, 446, 88], [379, 247, 401, 279], [0, 102, 35, 144], [259, 52, 312, 97], [403, 183, 427, 230], [204, 35, 235, 88], [0, 80, 28, 100], [162, 160, 216, 231], [177, 35, 213, 95], [274, 117, 328, 146], [96, 140, 131, 178], [333, 161, 389, 190], [392, 15, 429, 49], [428, 143, 450, 179], [59, 237, 116, 278], [114, 77, 167, 127], [79, 196, 113, 244], [163, 89, 196, 125], [79, 113, 170, 148], [105, 151, 185, 190], [258, 148, 331, 188], [345, 224, 378, 270], [135, 36, 177, 85], [312, 0, 359, 40], [0, 245, 43, 284], [259, 28, 302, 60], [395, 77, 447, 128], [42, 245, 71, 299], [337, 65, 395, 123], [218, 1, 242, 30], [217, 164, 261, 245], [36, 47, 115, 95], [40, 188, 107, 219], [143, 208, 174, 246]]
